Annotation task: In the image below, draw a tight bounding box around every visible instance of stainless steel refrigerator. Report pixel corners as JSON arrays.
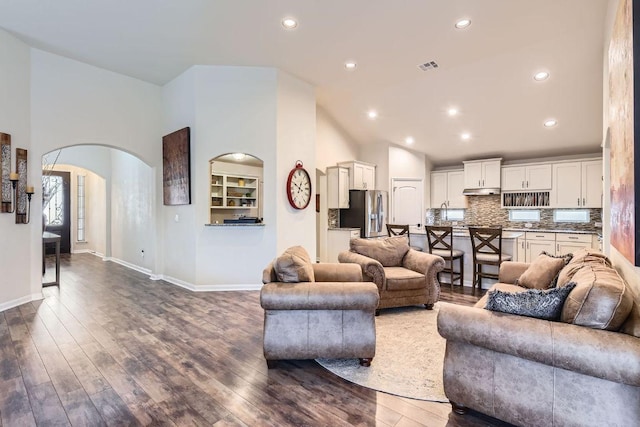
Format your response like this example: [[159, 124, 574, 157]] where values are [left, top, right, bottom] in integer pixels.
[[340, 190, 388, 238]]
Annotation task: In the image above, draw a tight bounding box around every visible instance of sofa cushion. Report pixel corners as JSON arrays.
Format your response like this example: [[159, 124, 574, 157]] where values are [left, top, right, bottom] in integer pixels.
[[273, 246, 315, 283], [620, 301, 640, 337], [515, 252, 571, 290], [556, 248, 612, 287], [561, 263, 633, 330], [384, 267, 424, 291], [485, 282, 576, 320], [350, 236, 410, 267]]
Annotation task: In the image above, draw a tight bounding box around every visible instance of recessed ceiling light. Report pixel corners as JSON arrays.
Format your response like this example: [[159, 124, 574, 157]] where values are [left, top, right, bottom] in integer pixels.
[[281, 17, 298, 29], [367, 110, 378, 120], [455, 19, 471, 29], [461, 132, 471, 140], [344, 61, 357, 70], [544, 119, 558, 128], [534, 71, 550, 81], [448, 108, 459, 117], [405, 136, 415, 145]]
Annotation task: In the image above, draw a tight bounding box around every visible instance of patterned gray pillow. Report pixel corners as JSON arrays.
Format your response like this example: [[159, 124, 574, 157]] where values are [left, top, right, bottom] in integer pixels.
[[485, 282, 577, 320]]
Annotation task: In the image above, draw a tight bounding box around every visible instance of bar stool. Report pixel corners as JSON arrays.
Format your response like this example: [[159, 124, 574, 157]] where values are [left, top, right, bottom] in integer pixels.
[[425, 226, 464, 287], [386, 224, 422, 251], [468, 226, 512, 293]]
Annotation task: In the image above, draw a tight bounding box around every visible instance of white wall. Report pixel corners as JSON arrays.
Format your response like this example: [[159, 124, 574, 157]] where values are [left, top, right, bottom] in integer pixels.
[[0, 29, 35, 310], [316, 107, 360, 171], [30, 49, 162, 290], [276, 71, 316, 256], [109, 150, 156, 272], [161, 67, 197, 284], [359, 142, 390, 192]]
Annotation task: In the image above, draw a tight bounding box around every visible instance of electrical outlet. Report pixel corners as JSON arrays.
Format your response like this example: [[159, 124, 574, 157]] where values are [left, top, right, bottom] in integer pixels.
[[594, 221, 602, 227], [174, 214, 179, 222], [524, 223, 533, 228], [451, 221, 458, 226], [141, 249, 145, 258]]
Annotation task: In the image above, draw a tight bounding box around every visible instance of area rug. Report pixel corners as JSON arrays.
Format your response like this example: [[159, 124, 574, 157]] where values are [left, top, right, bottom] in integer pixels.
[[316, 305, 448, 402]]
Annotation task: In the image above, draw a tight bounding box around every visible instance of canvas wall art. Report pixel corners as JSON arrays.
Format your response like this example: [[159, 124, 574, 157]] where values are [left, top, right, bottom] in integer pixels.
[[162, 127, 191, 205], [1, 133, 10, 213], [15, 148, 27, 224], [609, 0, 640, 265]]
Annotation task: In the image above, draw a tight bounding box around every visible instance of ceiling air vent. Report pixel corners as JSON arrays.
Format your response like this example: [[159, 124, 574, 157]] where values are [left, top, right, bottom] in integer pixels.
[[418, 61, 439, 71]]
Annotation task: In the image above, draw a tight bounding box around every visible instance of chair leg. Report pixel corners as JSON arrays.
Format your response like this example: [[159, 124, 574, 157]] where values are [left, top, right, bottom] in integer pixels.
[[459, 256, 464, 287], [359, 358, 373, 367]]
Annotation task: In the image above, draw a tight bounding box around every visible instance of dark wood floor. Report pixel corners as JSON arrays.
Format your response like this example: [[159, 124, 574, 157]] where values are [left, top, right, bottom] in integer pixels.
[[0, 254, 510, 426]]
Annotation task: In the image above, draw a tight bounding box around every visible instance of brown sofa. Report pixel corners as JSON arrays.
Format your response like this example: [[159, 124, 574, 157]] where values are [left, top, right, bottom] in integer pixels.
[[437, 249, 640, 427], [261, 247, 379, 367], [338, 236, 444, 312]]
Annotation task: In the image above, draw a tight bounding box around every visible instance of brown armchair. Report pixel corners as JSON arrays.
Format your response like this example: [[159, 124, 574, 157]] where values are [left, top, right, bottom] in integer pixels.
[[338, 236, 444, 312]]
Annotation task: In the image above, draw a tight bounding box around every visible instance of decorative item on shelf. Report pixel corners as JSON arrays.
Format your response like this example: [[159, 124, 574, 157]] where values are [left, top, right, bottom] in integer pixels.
[[238, 178, 245, 187], [246, 192, 252, 197], [228, 199, 236, 207]]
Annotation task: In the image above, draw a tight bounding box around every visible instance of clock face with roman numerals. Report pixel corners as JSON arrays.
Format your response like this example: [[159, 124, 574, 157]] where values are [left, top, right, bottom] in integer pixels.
[[287, 163, 312, 210]]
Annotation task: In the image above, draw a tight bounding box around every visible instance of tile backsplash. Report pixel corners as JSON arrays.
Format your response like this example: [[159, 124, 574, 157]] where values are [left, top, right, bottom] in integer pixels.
[[429, 195, 601, 232]]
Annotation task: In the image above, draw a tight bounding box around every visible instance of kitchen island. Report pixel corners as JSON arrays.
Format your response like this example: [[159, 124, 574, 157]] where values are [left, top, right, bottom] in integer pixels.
[[409, 227, 524, 290]]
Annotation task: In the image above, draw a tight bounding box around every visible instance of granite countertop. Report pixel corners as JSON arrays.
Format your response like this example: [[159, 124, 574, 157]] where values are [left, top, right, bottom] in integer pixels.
[[205, 223, 265, 227], [328, 227, 360, 231]]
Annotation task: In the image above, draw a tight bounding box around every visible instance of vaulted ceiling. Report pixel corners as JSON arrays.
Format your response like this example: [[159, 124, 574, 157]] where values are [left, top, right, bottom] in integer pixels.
[[0, 0, 609, 165]]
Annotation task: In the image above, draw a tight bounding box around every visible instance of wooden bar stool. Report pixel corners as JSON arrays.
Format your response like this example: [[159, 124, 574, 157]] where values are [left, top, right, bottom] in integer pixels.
[[468, 226, 512, 293], [425, 226, 464, 287], [386, 224, 423, 251]]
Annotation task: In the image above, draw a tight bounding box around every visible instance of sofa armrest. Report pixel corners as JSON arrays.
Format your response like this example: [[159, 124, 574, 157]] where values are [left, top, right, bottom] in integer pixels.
[[437, 302, 640, 387], [312, 263, 363, 282], [402, 250, 445, 276], [498, 261, 530, 284], [338, 251, 385, 290]]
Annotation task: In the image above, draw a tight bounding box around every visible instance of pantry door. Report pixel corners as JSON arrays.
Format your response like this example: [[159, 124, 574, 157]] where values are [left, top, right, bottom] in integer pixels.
[[391, 178, 424, 227]]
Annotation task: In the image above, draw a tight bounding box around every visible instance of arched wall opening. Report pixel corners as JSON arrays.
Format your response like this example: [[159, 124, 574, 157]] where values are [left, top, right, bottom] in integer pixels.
[[40, 144, 158, 281]]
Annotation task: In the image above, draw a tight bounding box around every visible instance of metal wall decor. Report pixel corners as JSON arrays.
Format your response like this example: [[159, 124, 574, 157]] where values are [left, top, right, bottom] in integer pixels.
[[162, 127, 191, 205], [0, 133, 10, 213], [15, 148, 27, 224]]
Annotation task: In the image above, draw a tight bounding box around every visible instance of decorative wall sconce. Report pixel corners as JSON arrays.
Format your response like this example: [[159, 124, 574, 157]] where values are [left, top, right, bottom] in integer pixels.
[[24, 186, 34, 224], [8, 172, 18, 213]]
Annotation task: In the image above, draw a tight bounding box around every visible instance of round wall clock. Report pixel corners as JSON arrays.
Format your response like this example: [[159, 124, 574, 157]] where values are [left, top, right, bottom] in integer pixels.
[[287, 160, 312, 210]]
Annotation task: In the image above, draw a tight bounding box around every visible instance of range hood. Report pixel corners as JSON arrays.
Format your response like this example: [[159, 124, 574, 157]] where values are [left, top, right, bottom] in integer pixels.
[[462, 187, 501, 196]]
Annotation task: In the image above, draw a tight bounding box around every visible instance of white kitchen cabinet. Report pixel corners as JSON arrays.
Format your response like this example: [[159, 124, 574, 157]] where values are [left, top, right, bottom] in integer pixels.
[[555, 233, 595, 256], [327, 228, 360, 262], [502, 164, 552, 191], [516, 237, 526, 262], [338, 161, 376, 190], [524, 232, 556, 262], [430, 170, 466, 208], [581, 160, 603, 208], [327, 166, 350, 209], [463, 158, 501, 189], [552, 160, 602, 208]]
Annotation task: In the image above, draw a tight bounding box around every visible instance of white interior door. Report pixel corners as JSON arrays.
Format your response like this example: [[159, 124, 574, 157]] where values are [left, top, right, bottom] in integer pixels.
[[391, 178, 424, 227]]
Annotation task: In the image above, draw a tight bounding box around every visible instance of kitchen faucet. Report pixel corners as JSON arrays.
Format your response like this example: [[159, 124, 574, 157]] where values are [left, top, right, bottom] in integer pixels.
[[440, 202, 448, 225]]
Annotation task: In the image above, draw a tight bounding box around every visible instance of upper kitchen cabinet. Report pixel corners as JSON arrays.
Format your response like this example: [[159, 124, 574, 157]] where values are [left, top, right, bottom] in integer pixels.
[[338, 161, 376, 190], [327, 166, 350, 209], [463, 158, 501, 190], [552, 159, 602, 208], [431, 170, 466, 208], [501, 164, 552, 191]]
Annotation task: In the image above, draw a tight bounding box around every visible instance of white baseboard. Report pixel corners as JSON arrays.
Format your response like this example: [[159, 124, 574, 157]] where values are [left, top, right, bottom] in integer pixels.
[[106, 257, 152, 275], [0, 293, 44, 313], [157, 275, 261, 292]]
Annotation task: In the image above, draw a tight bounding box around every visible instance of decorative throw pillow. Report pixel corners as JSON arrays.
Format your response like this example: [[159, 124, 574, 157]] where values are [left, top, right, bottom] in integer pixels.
[[485, 282, 577, 320], [515, 251, 572, 290], [273, 246, 315, 283], [556, 248, 611, 287]]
